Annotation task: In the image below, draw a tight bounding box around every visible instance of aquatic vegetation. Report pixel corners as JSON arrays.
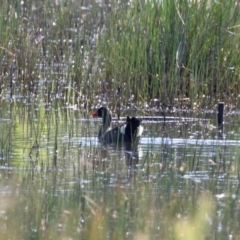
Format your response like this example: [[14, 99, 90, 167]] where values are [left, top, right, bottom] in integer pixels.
[[0, 0, 239, 109], [98, 0, 240, 106], [0, 0, 240, 239]]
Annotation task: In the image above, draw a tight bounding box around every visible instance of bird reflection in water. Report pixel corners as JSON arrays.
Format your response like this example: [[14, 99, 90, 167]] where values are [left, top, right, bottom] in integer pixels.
[[91, 140, 140, 172], [124, 142, 139, 167]]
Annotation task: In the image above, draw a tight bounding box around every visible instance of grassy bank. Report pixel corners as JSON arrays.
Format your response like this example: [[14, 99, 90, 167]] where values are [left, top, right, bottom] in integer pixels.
[[97, 0, 240, 107], [0, 0, 239, 110]]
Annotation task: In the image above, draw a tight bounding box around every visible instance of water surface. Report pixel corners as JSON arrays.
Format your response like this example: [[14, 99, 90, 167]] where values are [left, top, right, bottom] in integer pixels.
[[0, 102, 239, 239]]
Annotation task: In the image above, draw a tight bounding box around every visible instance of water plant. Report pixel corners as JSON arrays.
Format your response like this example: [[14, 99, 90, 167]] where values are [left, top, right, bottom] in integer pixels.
[[0, 1, 240, 239], [97, 0, 240, 107]]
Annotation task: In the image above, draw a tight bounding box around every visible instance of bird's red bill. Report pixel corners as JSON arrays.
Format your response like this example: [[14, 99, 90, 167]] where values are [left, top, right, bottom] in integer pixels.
[[92, 111, 98, 117]]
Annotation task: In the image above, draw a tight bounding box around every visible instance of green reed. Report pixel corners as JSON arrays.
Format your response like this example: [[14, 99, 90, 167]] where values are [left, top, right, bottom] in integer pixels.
[[0, 1, 240, 239], [98, 0, 240, 106], [0, 0, 239, 109]]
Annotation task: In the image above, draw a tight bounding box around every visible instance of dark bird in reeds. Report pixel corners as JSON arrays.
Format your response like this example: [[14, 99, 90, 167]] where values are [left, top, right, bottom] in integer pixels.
[[92, 107, 144, 144]]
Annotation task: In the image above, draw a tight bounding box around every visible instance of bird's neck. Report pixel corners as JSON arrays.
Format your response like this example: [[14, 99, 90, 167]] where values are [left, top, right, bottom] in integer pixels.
[[98, 113, 111, 139], [103, 112, 111, 128]]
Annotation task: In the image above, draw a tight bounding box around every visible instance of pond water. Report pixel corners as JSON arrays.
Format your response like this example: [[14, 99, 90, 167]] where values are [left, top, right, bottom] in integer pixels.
[[0, 102, 239, 239], [1, 0, 240, 238]]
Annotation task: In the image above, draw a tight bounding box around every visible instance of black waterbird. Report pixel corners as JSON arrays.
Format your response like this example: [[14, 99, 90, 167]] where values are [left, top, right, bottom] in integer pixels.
[[92, 107, 144, 144]]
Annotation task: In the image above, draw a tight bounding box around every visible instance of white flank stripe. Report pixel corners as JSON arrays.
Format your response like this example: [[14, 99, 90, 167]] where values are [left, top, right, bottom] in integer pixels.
[[137, 125, 144, 137], [120, 124, 126, 134]]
